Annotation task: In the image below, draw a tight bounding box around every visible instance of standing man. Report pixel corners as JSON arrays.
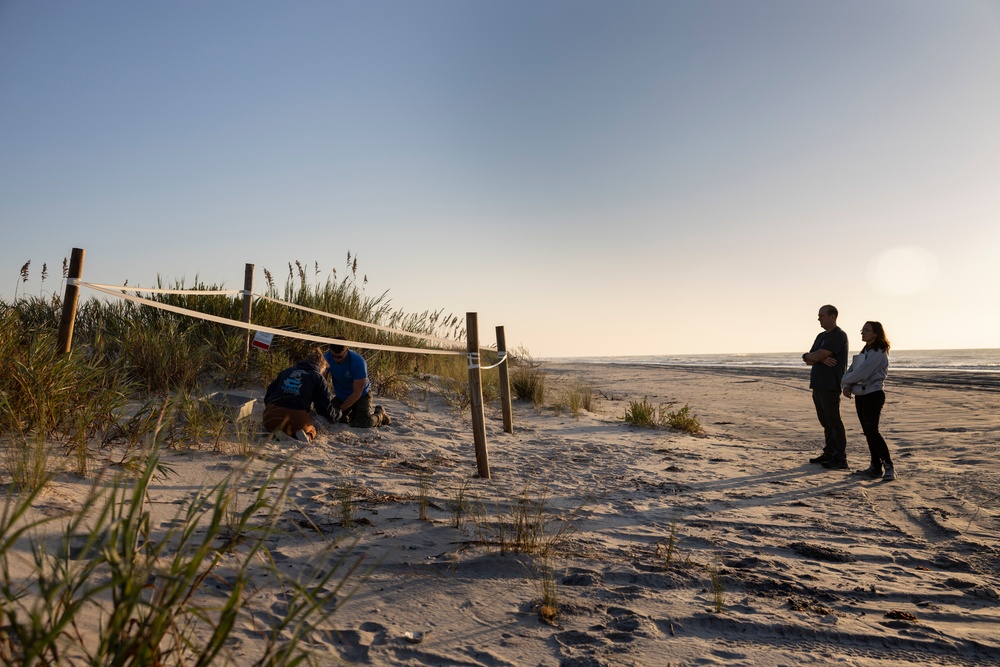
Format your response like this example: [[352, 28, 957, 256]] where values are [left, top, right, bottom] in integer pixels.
[[324, 337, 391, 428], [802, 305, 849, 469]]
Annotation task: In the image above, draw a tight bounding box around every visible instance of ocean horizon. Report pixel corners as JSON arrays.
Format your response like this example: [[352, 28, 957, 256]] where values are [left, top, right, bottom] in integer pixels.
[[547, 348, 1000, 374]]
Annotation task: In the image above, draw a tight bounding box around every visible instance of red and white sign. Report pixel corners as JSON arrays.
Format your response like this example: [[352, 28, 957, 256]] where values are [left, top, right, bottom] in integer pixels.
[[251, 331, 274, 351]]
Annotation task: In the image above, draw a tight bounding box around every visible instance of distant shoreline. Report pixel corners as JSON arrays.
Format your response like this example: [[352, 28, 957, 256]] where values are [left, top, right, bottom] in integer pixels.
[[545, 359, 1000, 393]]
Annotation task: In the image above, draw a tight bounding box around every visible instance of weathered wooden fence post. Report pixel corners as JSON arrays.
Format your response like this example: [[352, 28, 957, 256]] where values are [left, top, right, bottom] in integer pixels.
[[242, 263, 254, 354], [57, 247, 85, 355], [496, 325, 513, 434], [466, 312, 491, 478]]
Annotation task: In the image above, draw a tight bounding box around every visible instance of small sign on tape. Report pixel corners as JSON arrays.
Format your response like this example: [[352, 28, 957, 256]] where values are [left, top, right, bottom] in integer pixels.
[[252, 331, 274, 351]]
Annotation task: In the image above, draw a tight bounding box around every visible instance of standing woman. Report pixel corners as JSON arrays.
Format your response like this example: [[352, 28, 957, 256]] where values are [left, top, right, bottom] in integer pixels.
[[842, 321, 895, 480]]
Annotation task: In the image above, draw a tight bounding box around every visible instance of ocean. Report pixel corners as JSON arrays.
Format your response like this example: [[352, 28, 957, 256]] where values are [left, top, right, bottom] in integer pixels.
[[551, 349, 1000, 374]]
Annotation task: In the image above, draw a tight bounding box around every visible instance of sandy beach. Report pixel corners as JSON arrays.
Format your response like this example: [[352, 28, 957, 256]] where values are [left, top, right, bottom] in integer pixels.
[[9, 361, 1000, 666]]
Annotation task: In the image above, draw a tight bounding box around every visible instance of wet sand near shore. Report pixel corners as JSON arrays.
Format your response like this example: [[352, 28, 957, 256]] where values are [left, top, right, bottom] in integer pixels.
[[564, 362, 1000, 393]]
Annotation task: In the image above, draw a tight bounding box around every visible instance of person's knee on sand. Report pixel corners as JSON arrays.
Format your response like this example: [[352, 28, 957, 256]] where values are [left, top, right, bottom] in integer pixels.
[[346, 400, 391, 429]]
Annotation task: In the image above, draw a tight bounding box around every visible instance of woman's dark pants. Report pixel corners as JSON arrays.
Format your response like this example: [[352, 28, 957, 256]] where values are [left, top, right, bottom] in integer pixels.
[[855, 390, 891, 468]]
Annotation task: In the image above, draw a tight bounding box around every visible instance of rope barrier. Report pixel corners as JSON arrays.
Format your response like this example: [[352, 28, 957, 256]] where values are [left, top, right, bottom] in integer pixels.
[[254, 293, 464, 350], [70, 278, 467, 351], [60, 249, 508, 479], [477, 351, 508, 370], [67, 279, 241, 297], [79, 281, 463, 356], [467, 352, 508, 370], [70, 280, 511, 361]]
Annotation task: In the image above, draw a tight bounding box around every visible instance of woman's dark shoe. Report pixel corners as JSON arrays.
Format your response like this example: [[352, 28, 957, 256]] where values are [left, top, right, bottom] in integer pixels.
[[821, 458, 849, 470]]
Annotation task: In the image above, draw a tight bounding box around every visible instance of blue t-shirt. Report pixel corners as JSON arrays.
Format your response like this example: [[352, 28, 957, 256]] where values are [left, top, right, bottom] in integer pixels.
[[324, 350, 371, 400]]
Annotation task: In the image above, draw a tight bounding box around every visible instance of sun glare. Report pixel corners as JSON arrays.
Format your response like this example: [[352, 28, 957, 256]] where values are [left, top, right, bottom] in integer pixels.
[[867, 246, 940, 297]]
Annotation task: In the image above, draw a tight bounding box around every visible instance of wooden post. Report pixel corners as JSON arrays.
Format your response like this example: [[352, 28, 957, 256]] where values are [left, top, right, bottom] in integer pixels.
[[57, 247, 85, 355], [466, 312, 490, 479], [496, 325, 513, 434], [242, 263, 254, 354]]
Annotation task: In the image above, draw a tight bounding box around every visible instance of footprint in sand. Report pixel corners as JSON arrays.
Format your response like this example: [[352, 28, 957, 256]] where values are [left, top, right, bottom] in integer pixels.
[[307, 622, 396, 662], [562, 569, 603, 587]]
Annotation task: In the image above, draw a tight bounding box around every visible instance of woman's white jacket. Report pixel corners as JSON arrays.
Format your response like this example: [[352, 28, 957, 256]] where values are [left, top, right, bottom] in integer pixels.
[[842, 348, 888, 395]]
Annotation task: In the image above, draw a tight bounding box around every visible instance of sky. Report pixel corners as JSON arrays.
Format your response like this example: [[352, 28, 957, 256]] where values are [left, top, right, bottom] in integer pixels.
[[2, 1, 998, 358]]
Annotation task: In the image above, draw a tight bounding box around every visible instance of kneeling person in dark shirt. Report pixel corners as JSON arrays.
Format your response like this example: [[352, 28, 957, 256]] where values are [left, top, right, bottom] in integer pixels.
[[262, 347, 341, 441]]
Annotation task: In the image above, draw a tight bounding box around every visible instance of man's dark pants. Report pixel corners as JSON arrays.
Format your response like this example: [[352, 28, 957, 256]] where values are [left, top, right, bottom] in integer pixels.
[[812, 389, 847, 462], [333, 393, 382, 428]]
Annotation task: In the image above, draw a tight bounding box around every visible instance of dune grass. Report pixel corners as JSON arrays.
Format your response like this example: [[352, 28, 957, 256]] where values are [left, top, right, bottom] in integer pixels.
[[0, 448, 364, 666], [1, 254, 471, 488], [0, 255, 476, 662], [7, 253, 466, 401]]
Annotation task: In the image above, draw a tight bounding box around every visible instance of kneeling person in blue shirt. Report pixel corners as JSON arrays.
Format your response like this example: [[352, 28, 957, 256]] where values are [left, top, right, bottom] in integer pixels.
[[324, 338, 391, 428]]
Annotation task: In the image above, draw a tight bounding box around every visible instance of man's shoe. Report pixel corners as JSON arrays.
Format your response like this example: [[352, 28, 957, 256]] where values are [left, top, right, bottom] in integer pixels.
[[294, 428, 311, 443], [882, 466, 896, 481], [852, 465, 882, 478], [373, 405, 392, 426], [821, 458, 849, 470], [809, 454, 830, 464]]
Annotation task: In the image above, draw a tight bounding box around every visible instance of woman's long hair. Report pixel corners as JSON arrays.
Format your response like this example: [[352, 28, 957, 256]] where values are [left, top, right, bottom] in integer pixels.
[[307, 346, 328, 372], [864, 321, 890, 353]]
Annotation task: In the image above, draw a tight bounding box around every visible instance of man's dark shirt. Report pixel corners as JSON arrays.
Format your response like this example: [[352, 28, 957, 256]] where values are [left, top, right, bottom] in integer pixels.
[[809, 326, 848, 391]]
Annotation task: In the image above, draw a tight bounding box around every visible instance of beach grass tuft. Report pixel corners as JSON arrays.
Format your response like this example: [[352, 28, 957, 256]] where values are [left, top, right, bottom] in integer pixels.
[[451, 478, 472, 530], [417, 471, 432, 521], [709, 564, 726, 613], [624, 399, 704, 434], [551, 379, 594, 418], [567, 379, 594, 416], [536, 554, 559, 626], [467, 485, 582, 559], [664, 404, 704, 435], [659, 521, 679, 569], [337, 480, 356, 529], [624, 397, 659, 427], [509, 348, 545, 406]]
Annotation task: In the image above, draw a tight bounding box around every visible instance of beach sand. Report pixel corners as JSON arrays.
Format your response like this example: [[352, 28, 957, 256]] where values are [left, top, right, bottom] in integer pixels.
[[8, 362, 1000, 666]]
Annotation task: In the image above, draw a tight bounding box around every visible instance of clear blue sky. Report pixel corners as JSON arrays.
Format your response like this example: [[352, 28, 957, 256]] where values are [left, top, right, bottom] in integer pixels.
[[2, 1, 998, 356]]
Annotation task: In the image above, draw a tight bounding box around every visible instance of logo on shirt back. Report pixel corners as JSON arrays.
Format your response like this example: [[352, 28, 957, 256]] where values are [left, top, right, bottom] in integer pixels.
[[281, 370, 305, 395]]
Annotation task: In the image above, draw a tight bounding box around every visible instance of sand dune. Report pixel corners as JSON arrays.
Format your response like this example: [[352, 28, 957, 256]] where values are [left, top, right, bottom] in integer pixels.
[[8, 362, 1000, 666]]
